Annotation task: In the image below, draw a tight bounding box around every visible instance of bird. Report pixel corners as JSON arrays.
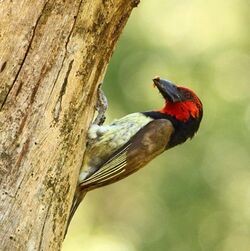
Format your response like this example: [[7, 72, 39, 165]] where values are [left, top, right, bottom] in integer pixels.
[[66, 77, 203, 231]]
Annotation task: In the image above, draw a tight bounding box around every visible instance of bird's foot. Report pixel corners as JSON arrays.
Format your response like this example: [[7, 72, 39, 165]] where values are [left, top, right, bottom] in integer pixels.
[[87, 83, 108, 147], [93, 83, 108, 126]]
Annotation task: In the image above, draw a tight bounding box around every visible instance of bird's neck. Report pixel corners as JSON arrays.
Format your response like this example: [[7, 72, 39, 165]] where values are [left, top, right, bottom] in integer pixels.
[[142, 109, 202, 148], [160, 101, 201, 122]]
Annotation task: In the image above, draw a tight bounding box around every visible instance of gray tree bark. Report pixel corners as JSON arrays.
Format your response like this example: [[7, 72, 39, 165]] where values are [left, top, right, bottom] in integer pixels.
[[0, 0, 140, 250]]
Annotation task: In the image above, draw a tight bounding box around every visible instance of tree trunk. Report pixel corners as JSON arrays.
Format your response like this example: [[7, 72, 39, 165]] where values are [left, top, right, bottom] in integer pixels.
[[0, 0, 140, 250]]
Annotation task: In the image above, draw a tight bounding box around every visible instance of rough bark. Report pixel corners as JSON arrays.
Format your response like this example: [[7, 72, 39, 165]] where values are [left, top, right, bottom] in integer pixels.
[[0, 0, 140, 250]]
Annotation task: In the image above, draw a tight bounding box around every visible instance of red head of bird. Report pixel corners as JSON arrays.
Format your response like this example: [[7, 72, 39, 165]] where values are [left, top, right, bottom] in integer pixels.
[[144, 77, 203, 148]]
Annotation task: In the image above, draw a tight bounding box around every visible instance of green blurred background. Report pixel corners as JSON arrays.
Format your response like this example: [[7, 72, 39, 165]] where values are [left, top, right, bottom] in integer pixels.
[[63, 0, 250, 250]]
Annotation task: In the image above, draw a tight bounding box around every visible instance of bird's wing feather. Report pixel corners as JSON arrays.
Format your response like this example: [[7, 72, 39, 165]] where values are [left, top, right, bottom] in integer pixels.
[[80, 119, 174, 190], [80, 113, 153, 179]]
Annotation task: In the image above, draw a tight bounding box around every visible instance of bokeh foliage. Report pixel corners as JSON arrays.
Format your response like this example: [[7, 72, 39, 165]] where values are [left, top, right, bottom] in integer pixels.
[[63, 0, 250, 250]]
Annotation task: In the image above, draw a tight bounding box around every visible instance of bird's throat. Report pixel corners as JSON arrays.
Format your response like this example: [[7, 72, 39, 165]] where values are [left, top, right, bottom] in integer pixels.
[[160, 101, 200, 122]]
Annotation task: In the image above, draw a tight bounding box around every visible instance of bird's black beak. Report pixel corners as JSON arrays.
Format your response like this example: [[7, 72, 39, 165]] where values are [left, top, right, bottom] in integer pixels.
[[153, 77, 182, 102]]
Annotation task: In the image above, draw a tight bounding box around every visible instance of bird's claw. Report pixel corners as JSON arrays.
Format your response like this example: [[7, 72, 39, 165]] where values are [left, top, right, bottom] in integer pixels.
[[93, 83, 108, 126]]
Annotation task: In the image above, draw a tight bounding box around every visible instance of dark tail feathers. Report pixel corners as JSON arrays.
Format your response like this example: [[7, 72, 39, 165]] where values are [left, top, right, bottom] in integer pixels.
[[64, 189, 87, 238]]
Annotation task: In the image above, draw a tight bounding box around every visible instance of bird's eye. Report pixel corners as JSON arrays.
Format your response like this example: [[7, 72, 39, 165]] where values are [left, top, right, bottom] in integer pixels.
[[178, 89, 193, 101], [185, 92, 192, 99]]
